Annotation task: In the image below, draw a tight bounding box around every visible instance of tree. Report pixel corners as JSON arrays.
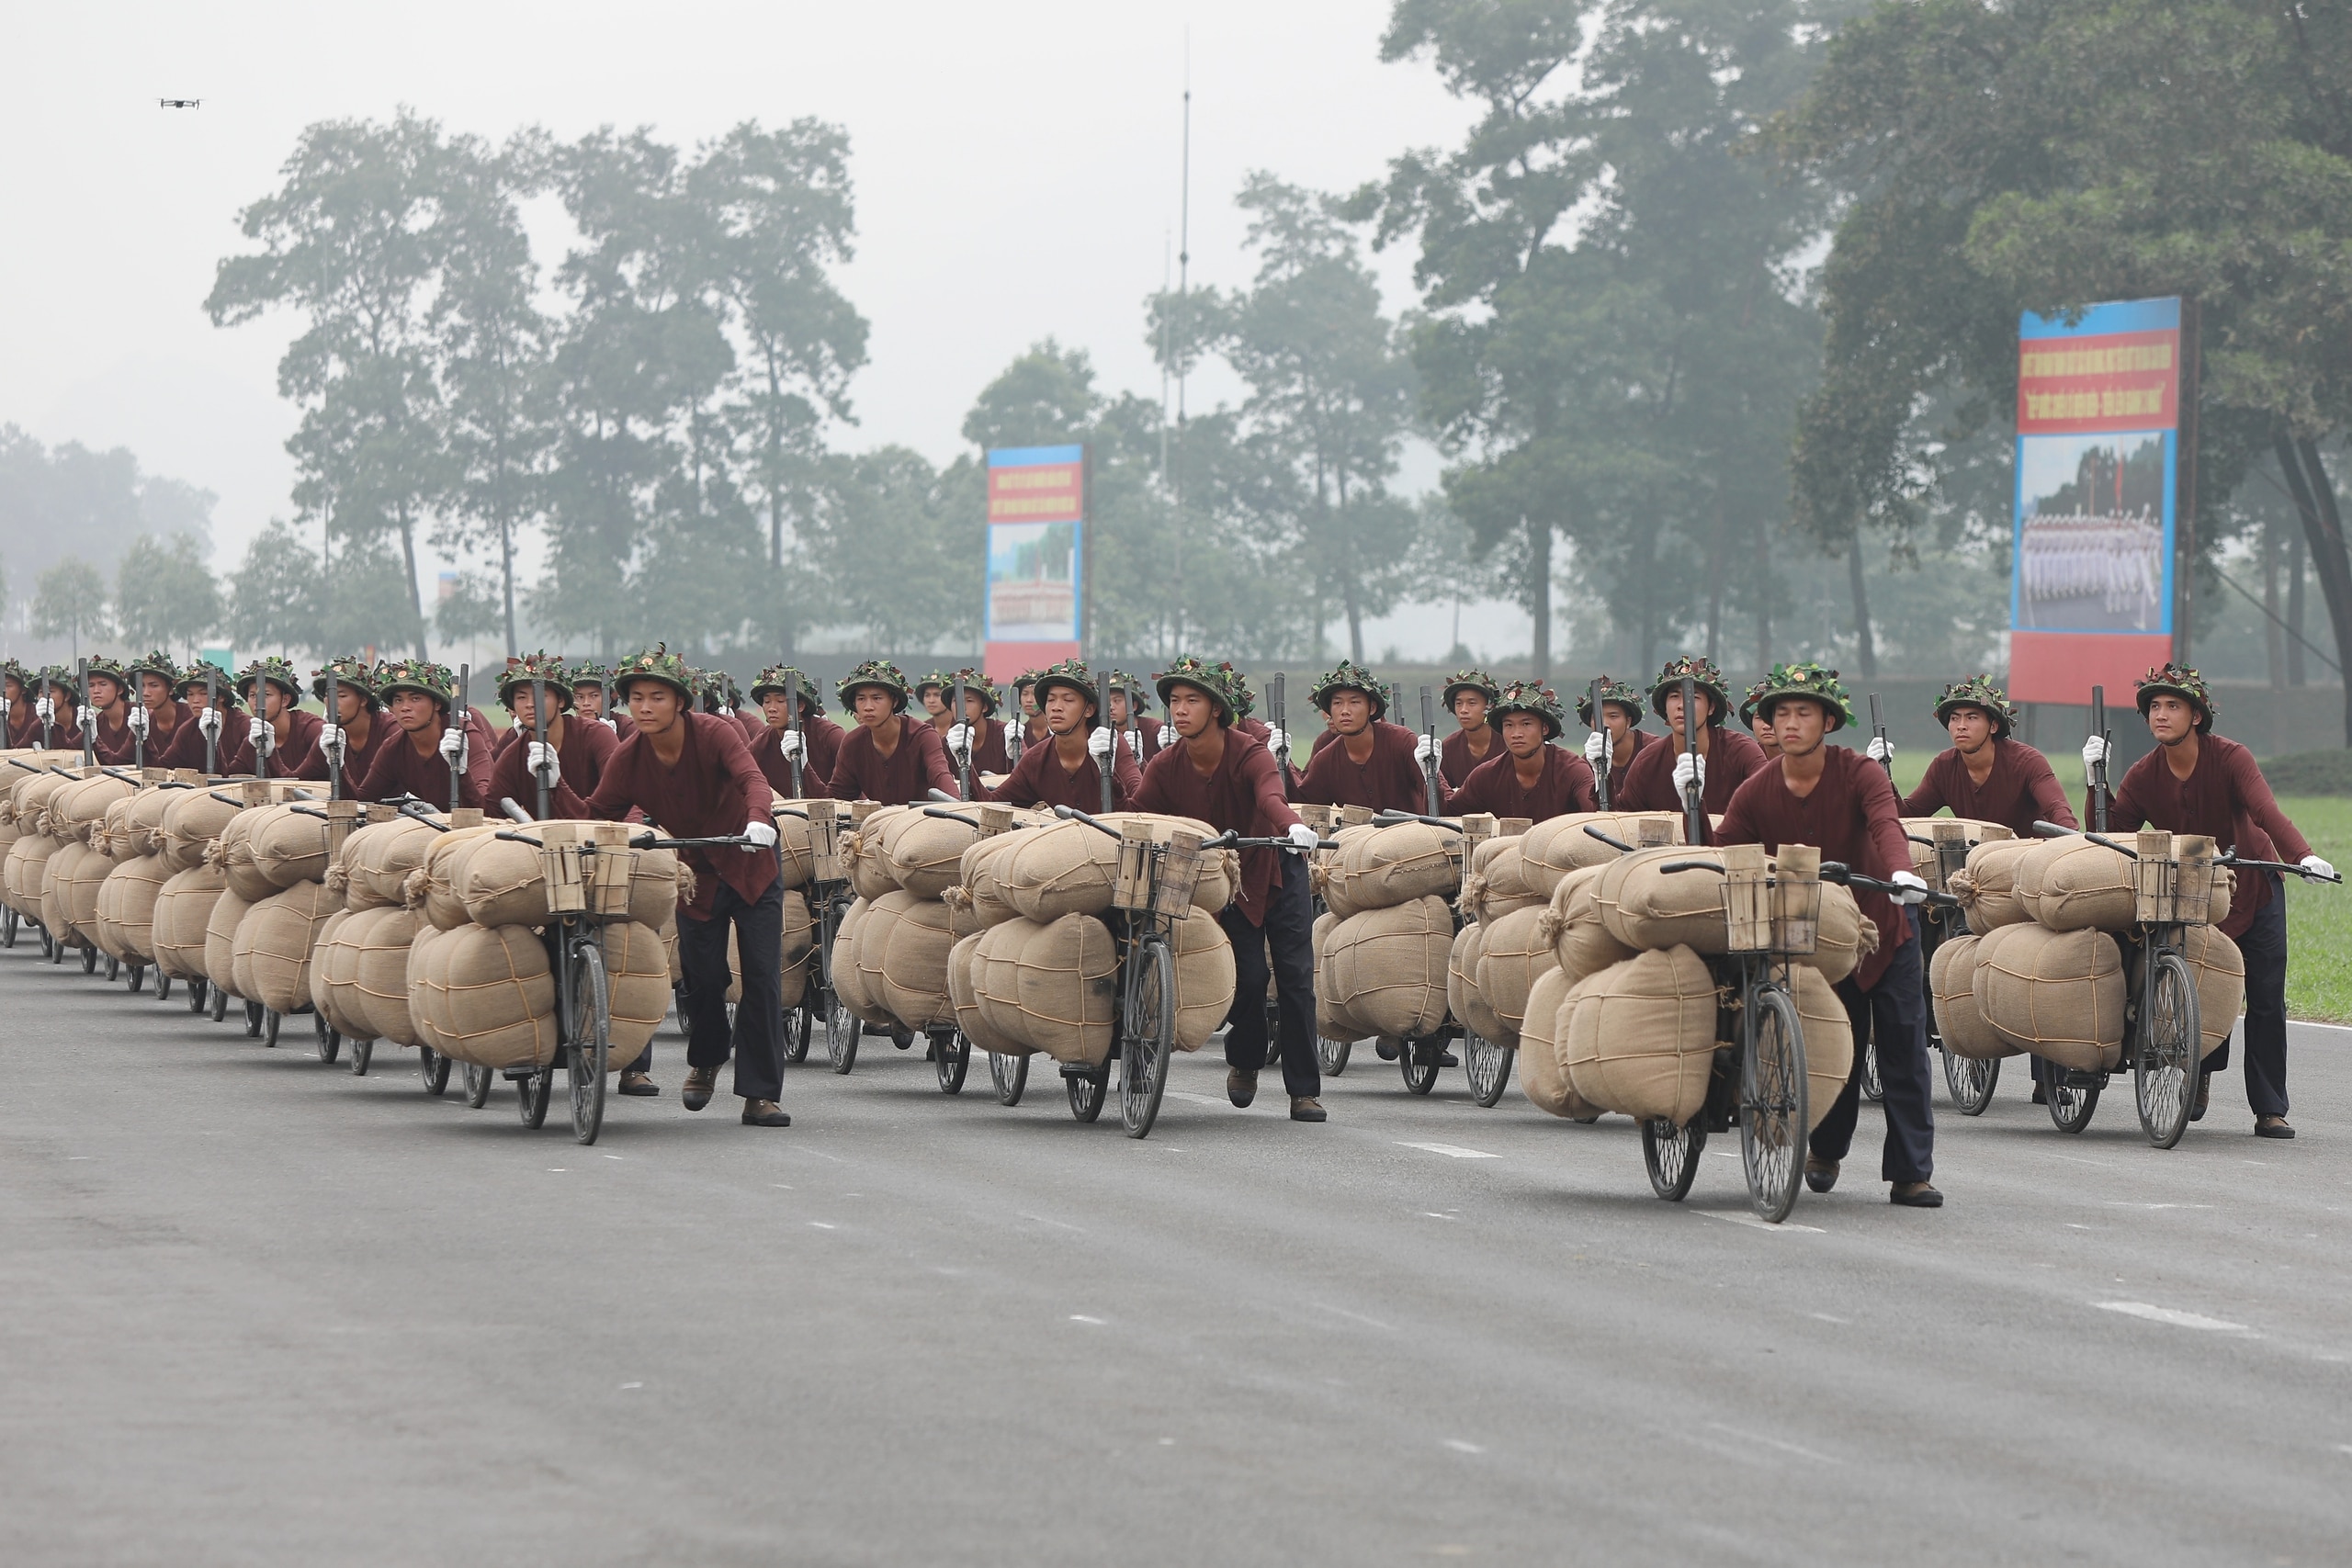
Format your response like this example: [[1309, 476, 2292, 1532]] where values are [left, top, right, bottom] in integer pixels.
[[1, 425, 216, 629], [226, 522, 327, 658], [32, 558, 109, 659], [807, 446, 970, 650], [114, 534, 222, 660]]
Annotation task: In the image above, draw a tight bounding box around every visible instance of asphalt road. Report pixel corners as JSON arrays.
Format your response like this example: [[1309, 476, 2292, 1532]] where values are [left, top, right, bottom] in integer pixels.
[[5, 944, 2350, 1568]]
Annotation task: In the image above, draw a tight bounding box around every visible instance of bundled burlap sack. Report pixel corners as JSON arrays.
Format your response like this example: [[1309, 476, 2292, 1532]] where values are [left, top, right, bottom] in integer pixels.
[[879, 809, 983, 901], [11, 770, 76, 840], [1324, 895, 1452, 1039], [1928, 932, 2009, 1059], [152, 864, 228, 979], [1000, 818, 1121, 922], [1788, 964, 1858, 1132], [953, 831, 1030, 928], [412, 922, 559, 1069], [93, 852, 169, 963], [1315, 909, 1368, 1043], [879, 889, 966, 1030], [1973, 921, 2125, 1071], [52, 840, 111, 942], [779, 889, 813, 1010], [1100, 812, 1237, 914], [122, 786, 178, 862], [56, 773, 137, 844], [2017, 835, 2137, 932], [1475, 903, 1557, 1040], [449, 831, 550, 928], [1805, 882, 1872, 985], [4, 831, 59, 919], [405, 825, 503, 932], [842, 806, 910, 900], [2132, 922, 2244, 1060], [1518, 965, 1601, 1119], [1596, 845, 1727, 953], [1899, 817, 2014, 882], [339, 816, 443, 911], [1519, 811, 1684, 897], [1463, 838, 1543, 921], [1169, 904, 1238, 1051], [204, 886, 254, 994], [240, 803, 334, 897], [970, 917, 1039, 1051], [310, 908, 369, 1038], [1323, 820, 1461, 917], [595, 919, 672, 1057], [1949, 837, 2037, 936], [769, 798, 818, 889], [1008, 912, 1120, 1065], [350, 907, 424, 1046], [830, 896, 891, 1026], [96, 796, 140, 864], [234, 879, 340, 1013], [1445, 920, 1502, 1043], [1559, 945, 1719, 1124], [157, 789, 241, 874], [949, 930, 1028, 1055]]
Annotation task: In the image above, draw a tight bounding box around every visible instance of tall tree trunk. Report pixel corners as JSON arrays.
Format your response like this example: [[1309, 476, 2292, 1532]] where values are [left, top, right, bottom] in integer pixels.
[[2264, 511, 2285, 691], [1525, 517, 1551, 682], [1704, 528, 1724, 663], [2288, 519, 2308, 686], [1754, 511, 1772, 671], [398, 506, 428, 660], [499, 511, 517, 660], [1847, 536, 1877, 679], [2274, 434, 2352, 745]]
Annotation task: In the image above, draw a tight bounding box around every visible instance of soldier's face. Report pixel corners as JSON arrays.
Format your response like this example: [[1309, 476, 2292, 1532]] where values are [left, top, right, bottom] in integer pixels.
[[2146, 694, 2197, 746], [1946, 707, 1992, 753], [1327, 691, 1373, 735], [963, 691, 989, 724], [1603, 704, 1636, 745], [1167, 688, 1216, 740], [920, 688, 948, 718], [1453, 692, 1489, 728], [1108, 691, 1131, 724], [140, 674, 172, 707], [389, 692, 439, 735], [628, 682, 684, 735], [507, 686, 543, 728], [87, 675, 122, 709], [1018, 686, 1038, 717], [572, 685, 604, 719], [853, 689, 897, 730], [1501, 714, 1545, 759], [334, 688, 368, 724], [1044, 687, 1091, 737], [1772, 700, 1828, 759], [761, 693, 793, 728], [1749, 714, 1779, 755]]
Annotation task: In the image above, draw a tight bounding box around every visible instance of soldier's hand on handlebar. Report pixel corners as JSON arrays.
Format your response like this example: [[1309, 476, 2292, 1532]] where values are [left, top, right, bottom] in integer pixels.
[[742, 818, 778, 852], [2303, 854, 2336, 882], [1285, 821, 1319, 852], [1890, 870, 1930, 907]]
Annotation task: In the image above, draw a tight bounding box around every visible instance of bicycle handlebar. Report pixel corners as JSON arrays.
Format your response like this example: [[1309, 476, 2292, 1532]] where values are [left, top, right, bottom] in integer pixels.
[[923, 806, 982, 829], [1372, 810, 1463, 833], [1582, 824, 1636, 853], [1818, 862, 1961, 908], [2220, 852, 2343, 884], [1051, 804, 1125, 839]]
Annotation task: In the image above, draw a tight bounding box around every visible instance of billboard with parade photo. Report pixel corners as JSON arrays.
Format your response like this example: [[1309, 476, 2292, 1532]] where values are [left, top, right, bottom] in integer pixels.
[[983, 445, 1084, 680]]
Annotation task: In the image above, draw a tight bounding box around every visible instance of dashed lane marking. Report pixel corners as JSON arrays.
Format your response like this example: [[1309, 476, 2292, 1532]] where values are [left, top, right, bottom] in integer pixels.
[[1397, 1142, 1498, 1159], [2095, 1301, 2251, 1333], [1699, 1210, 1824, 1234]]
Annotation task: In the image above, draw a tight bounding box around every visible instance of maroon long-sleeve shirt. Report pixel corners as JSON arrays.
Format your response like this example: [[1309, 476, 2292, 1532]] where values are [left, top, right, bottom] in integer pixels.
[[356, 707, 499, 808], [88, 706, 143, 765], [984, 733, 1142, 812], [282, 708, 394, 790], [1901, 739, 2075, 839], [1134, 726, 1304, 927], [154, 705, 239, 772], [215, 709, 326, 779], [1614, 724, 1768, 829], [490, 715, 618, 819], [1596, 727, 1653, 805], [586, 711, 776, 919], [2098, 732, 2313, 941], [1441, 726, 1499, 788], [824, 716, 959, 804], [1296, 722, 1430, 814], [1442, 745, 1598, 822], [1716, 746, 1915, 993]]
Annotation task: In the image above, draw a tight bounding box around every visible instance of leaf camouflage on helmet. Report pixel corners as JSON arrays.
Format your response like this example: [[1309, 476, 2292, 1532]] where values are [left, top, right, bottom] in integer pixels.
[[2134, 661, 2215, 732], [1646, 655, 1731, 723], [1574, 676, 1645, 730], [836, 659, 911, 711], [1932, 673, 2018, 738], [375, 656, 458, 707], [1747, 660, 1855, 733], [1308, 659, 1387, 718], [1027, 658, 1102, 716], [311, 654, 378, 705], [498, 651, 573, 709], [1154, 656, 1244, 726], [1489, 680, 1566, 741], [235, 655, 304, 703], [611, 644, 696, 704], [1440, 667, 1502, 708]]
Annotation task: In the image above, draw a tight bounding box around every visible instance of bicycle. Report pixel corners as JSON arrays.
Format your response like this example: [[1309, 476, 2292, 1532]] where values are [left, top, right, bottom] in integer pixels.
[[1905, 819, 2007, 1115], [804, 800, 865, 1076]]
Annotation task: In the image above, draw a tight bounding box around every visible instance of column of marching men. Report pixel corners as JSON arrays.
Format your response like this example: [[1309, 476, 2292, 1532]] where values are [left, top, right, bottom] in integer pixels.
[[0, 643, 2335, 1213]]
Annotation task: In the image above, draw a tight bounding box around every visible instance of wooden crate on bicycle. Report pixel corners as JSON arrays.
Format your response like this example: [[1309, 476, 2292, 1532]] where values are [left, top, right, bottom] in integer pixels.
[[2134, 831, 2216, 927], [533, 818, 636, 919]]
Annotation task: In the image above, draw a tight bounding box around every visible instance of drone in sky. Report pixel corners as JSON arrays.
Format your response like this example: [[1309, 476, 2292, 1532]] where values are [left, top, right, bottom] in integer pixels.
[[159, 98, 201, 109]]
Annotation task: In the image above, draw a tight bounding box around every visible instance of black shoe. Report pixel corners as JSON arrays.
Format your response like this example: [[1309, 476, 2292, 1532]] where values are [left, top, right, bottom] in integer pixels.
[[617, 1071, 659, 1097], [2030, 1082, 2048, 1105], [1227, 1067, 1258, 1109], [1375, 1039, 1399, 1061], [2189, 1073, 2211, 1122], [682, 1066, 718, 1111], [1804, 1157, 1838, 1194], [741, 1099, 791, 1127], [1890, 1182, 1944, 1208], [1438, 1050, 1460, 1068], [1290, 1097, 1327, 1122], [2256, 1116, 2296, 1140], [890, 1027, 914, 1051]]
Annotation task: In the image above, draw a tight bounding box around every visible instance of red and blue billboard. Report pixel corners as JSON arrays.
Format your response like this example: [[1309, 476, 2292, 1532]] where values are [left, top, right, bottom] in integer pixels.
[[983, 445, 1084, 682]]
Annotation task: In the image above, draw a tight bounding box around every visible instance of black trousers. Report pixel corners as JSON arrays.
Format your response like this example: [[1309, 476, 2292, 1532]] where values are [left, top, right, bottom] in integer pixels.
[[1817, 921, 1935, 1184], [1219, 851, 1319, 1100], [2203, 872, 2290, 1117], [673, 876, 786, 1103]]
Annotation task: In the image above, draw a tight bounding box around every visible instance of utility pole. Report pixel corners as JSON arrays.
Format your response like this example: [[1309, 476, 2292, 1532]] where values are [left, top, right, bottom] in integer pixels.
[[1171, 31, 1192, 655]]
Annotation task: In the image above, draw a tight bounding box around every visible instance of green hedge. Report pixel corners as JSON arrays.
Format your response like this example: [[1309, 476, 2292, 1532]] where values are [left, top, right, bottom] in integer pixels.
[[2259, 750, 2352, 796]]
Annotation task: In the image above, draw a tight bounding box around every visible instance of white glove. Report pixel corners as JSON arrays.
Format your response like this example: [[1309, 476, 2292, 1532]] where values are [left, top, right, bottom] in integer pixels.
[[1265, 726, 1288, 755], [778, 728, 804, 761], [2081, 736, 2109, 778], [1671, 750, 1705, 794], [317, 722, 345, 763], [1865, 737, 1893, 764], [34, 696, 53, 722], [1583, 730, 1607, 765], [1414, 733, 1437, 765], [526, 740, 560, 788], [2301, 854, 2336, 881], [1890, 870, 1930, 907], [1285, 821, 1320, 852], [437, 727, 469, 770], [743, 818, 777, 852], [198, 706, 222, 739], [600, 715, 617, 733], [247, 716, 274, 757], [1087, 726, 1114, 761], [945, 722, 973, 761], [127, 704, 150, 738]]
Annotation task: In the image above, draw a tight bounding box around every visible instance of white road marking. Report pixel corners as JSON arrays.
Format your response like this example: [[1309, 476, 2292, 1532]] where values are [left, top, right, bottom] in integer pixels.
[[1315, 1303, 1395, 1332], [1019, 1213, 1081, 1231], [604, 1154, 623, 1160], [1699, 1211, 1825, 1234], [1808, 1313, 1850, 1325], [2095, 1301, 2251, 1333], [1398, 1142, 1498, 1159], [808, 1221, 836, 1230], [1069, 1314, 1105, 1325], [2103, 1201, 2213, 1210], [1705, 1421, 1838, 1464], [619, 1382, 643, 1390], [1165, 1089, 1232, 1108], [546, 1168, 566, 1173], [1442, 1439, 1484, 1455]]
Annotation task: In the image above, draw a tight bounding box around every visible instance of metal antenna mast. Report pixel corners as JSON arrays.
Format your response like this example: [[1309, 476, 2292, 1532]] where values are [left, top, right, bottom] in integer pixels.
[[1171, 31, 1192, 654]]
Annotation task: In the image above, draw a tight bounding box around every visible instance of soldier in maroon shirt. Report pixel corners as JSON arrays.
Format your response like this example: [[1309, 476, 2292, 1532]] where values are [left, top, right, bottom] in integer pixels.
[[983, 658, 1141, 811], [568, 663, 636, 743], [218, 657, 325, 778], [744, 666, 829, 798], [1441, 682, 1598, 821], [119, 650, 189, 768], [157, 662, 238, 772], [79, 658, 141, 764], [2, 660, 38, 748], [295, 656, 391, 790], [1135, 657, 1325, 1122], [1295, 660, 1427, 814], [487, 652, 617, 819], [1106, 672, 1165, 761], [354, 659, 497, 809], [1437, 669, 1502, 788], [1612, 657, 1768, 834], [1011, 671, 1051, 751], [30, 667, 85, 751], [1738, 679, 1781, 759], [813, 660, 959, 804], [1880, 675, 2075, 839], [1577, 677, 1651, 805], [2083, 665, 2335, 1137], [937, 667, 1012, 788], [1716, 661, 1942, 1209], [585, 646, 789, 1125]]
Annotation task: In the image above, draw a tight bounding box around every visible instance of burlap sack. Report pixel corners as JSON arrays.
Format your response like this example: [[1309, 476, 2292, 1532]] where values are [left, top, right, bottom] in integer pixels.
[[769, 798, 817, 889], [1559, 946, 1718, 1124], [453, 831, 551, 929], [955, 832, 1029, 928], [39, 841, 82, 942], [1518, 965, 1602, 1119], [1475, 903, 1558, 1040], [407, 825, 503, 932], [1596, 846, 1727, 953], [1928, 932, 2010, 1060], [2132, 922, 2245, 1060], [1326, 820, 1461, 914], [234, 880, 340, 1014], [880, 809, 982, 902], [243, 803, 334, 895], [93, 852, 168, 963], [1098, 812, 1236, 914], [1464, 837, 1540, 920], [57, 773, 137, 842], [832, 895, 893, 1026], [597, 919, 672, 1057], [779, 889, 813, 1011], [1788, 964, 1859, 1133], [843, 806, 909, 900], [1313, 823, 1379, 919], [1520, 811, 1684, 897], [1950, 837, 2037, 936], [1315, 909, 1368, 1043], [971, 917, 1041, 1053], [880, 892, 959, 1030], [350, 907, 424, 1046], [158, 789, 241, 874], [1170, 904, 1238, 1051], [2017, 835, 2137, 932], [341, 816, 443, 911], [1001, 818, 1121, 921], [412, 922, 559, 1069], [310, 908, 368, 1037], [1542, 864, 1634, 986], [949, 930, 1029, 1055], [1973, 921, 2125, 1071], [123, 785, 178, 861], [4, 832, 57, 918], [1325, 896, 1453, 1039], [1445, 920, 1494, 1042], [1803, 883, 1871, 985], [98, 796, 140, 863], [1012, 912, 1119, 1065], [1899, 816, 2015, 881], [55, 840, 111, 941], [153, 864, 228, 979]]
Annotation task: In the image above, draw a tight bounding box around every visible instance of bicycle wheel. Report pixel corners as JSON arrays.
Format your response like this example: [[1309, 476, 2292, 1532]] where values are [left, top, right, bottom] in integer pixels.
[[1463, 1031, 1515, 1109], [1739, 983, 1807, 1224], [105, 953, 119, 982], [934, 1028, 970, 1095], [568, 941, 610, 1145], [1860, 1037, 1883, 1102], [420, 1045, 452, 1096], [1068, 1065, 1108, 1122], [156, 973, 173, 1001], [245, 1000, 266, 1038], [1120, 936, 1176, 1138], [349, 1037, 374, 1077], [127, 964, 144, 993], [1642, 1118, 1706, 1201], [1942, 1049, 2000, 1115], [81, 944, 98, 975], [784, 1003, 811, 1065], [2134, 951, 2199, 1149], [2047, 1068, 2100, 1134], [1317, 1035, 1352, 1077], [673, 982, 692, 1039], [517, 1062, 552, 1129], [1398, 1037, 1440, 1096], [312, 1012, 340, 1065], [2, 906, 15, 947], [989, 1046, 1029, 1106], [260, 1008, 280, 1046], [464, 1062, 494, 1109], [825, 988, 859, 1075]]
